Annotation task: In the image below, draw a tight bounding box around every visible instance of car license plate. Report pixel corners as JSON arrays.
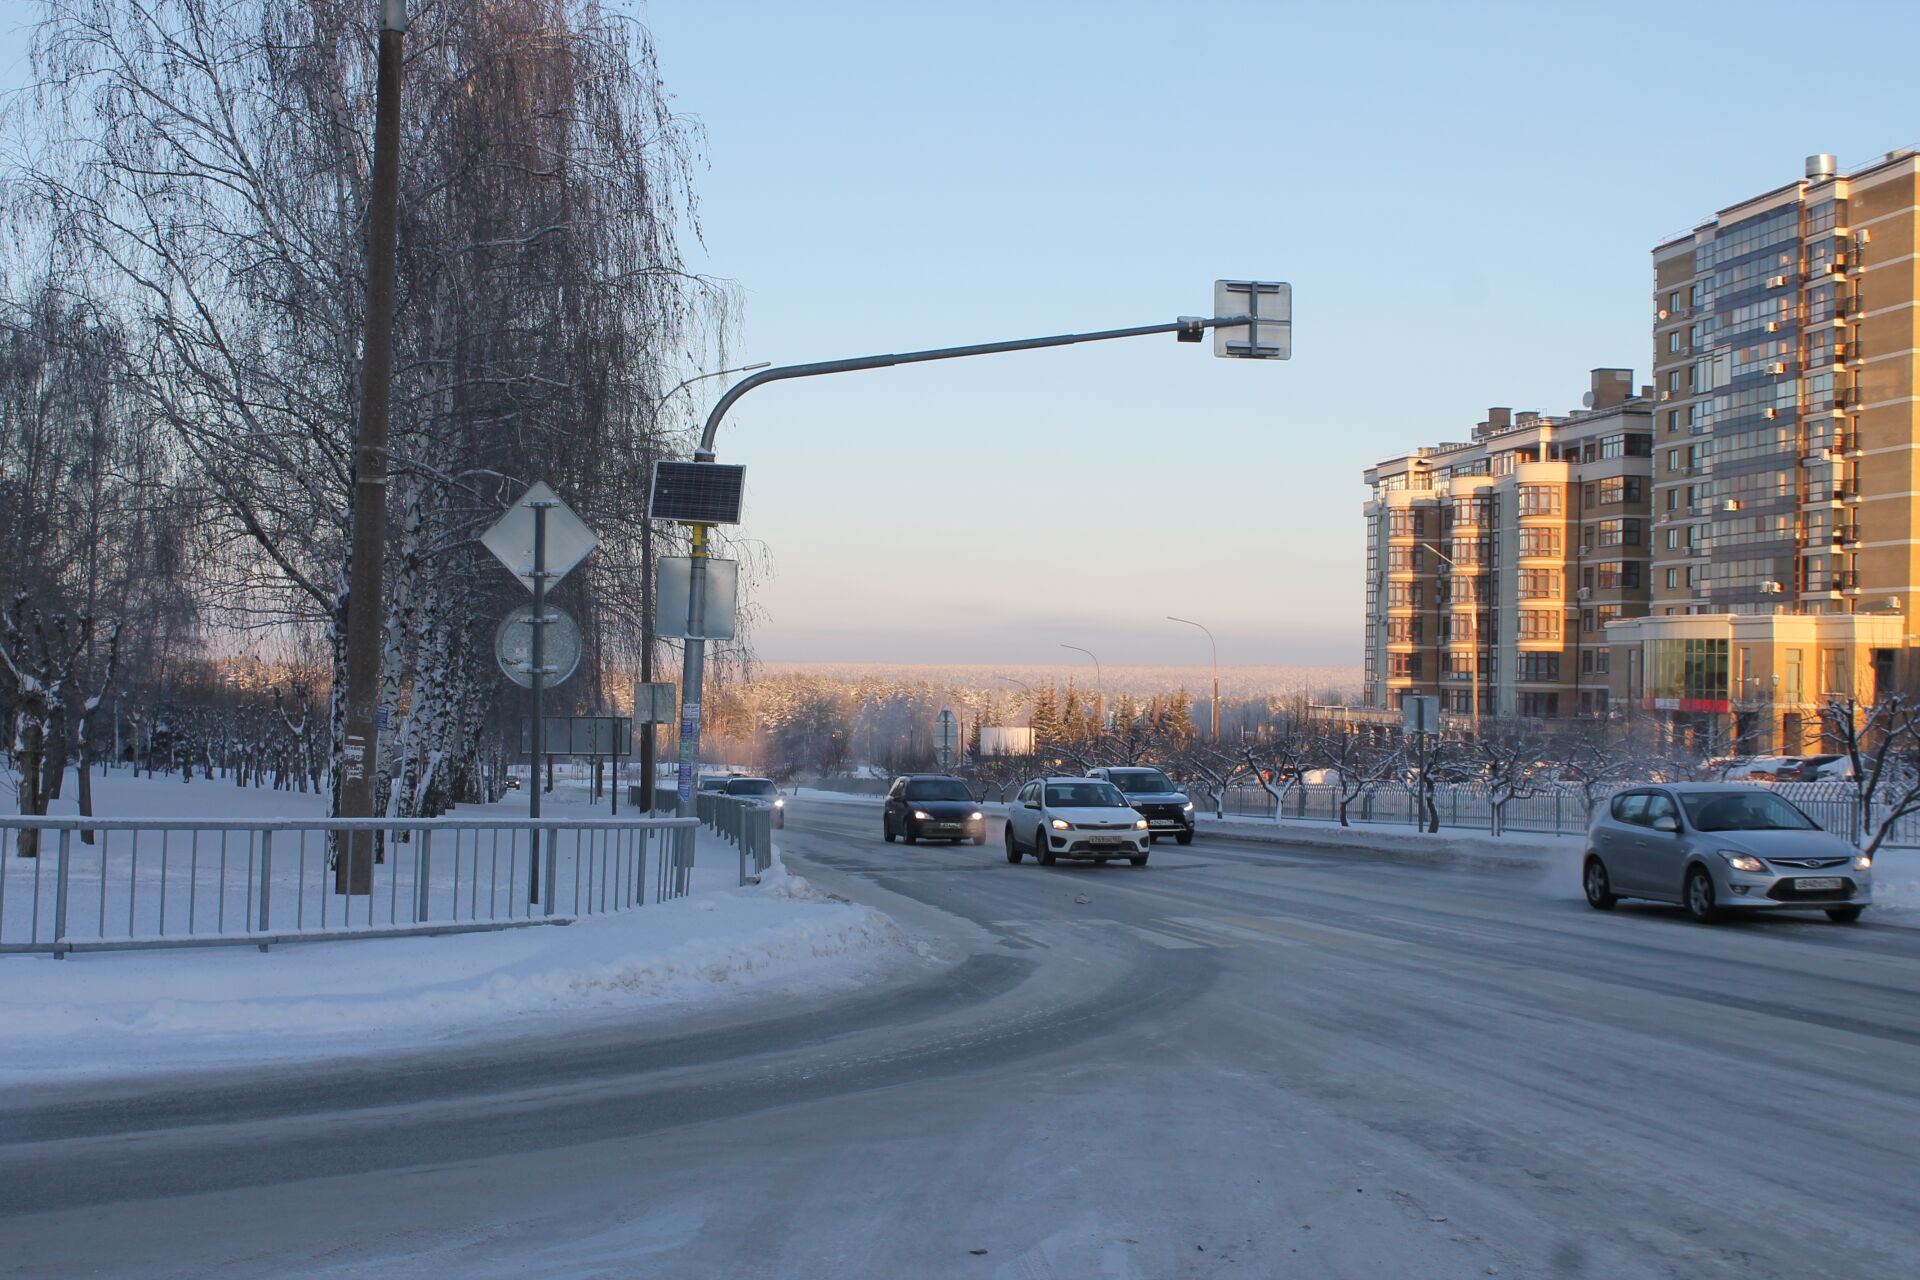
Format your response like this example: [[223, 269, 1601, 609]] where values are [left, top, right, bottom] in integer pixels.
[[1796, 877, 1843, 891], [1149, 819, 1180, 828], [933, 823, 961, 832]]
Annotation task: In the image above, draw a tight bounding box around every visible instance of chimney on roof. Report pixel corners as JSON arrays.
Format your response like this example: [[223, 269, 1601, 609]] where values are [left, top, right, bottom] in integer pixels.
[[1806, 153, 1837, 182], [1487, 407, 1511, 429], [1585, 368, 1634, 411], [1640, 384, 1654, 399]]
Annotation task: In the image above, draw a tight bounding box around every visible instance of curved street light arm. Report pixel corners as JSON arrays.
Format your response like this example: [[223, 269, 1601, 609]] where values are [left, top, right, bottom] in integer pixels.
[[695, 315, 1255, 458]]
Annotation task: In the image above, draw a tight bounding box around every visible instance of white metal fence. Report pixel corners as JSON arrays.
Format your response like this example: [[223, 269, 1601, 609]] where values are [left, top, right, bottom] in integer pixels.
[[0, 815, 699, 957], [695, 793, 776, 883], [1199, 780, 1893, 843]]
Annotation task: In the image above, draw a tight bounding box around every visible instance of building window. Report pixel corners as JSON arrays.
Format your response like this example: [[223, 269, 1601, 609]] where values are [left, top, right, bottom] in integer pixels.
[[1517, 611, 1562, 640], [1644, 637, 1729, 703], [1597, 434, 1653, 459], [1665, 567, 1681, 589], [1387, 583, 1423, 608], [1388, 509, 1425, 538], [1581, 609, 1596, 633], [1598, 476, 1643, 505], [1387, 546, 1425, 572], [1518, 569, 1562, 599], [1596, 561, 1642, 590], [1518, 654, 1560, 682], [1517, 692, 1560, 717], [1596, 519, 1642, 547], [1387, 617, 1423, 643], [1519, 528, 1561, 557], [1389, 653, 1421, 680], [1517, 485, 1561, 516]]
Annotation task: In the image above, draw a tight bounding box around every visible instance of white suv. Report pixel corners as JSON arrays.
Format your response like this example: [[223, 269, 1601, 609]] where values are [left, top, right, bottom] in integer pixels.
[[1004, 776, 1151, 867]]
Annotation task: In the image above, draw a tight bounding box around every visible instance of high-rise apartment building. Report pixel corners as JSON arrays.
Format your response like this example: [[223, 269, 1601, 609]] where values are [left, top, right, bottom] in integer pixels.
[[1362, 370, 1653, 718], [1610, 150, 1920, 750]]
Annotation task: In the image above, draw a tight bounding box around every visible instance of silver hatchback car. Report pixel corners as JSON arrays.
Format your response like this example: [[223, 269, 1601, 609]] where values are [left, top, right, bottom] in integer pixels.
[[1583, 783, 1872, 924]]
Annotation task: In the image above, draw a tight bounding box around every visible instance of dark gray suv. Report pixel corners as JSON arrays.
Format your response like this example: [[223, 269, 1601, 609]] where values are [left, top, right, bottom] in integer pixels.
[[1583, 783, 1872, 924]]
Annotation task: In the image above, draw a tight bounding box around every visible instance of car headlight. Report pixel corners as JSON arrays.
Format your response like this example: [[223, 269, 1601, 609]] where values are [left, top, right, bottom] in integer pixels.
[[774, 798, 785, 807], [970, 811, 984, 821], [1852, 853, 1872, 871], [913, 810, 932, 821], [1135, 818, 1149, 829], [1050, 818, 1072, 830], [1182, 801, 1194, 812], [1717, 850, 1768, 873]]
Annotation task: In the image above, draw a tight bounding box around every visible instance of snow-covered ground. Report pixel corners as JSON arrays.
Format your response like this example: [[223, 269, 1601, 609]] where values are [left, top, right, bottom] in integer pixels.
[[0, 771, 933, 1085]]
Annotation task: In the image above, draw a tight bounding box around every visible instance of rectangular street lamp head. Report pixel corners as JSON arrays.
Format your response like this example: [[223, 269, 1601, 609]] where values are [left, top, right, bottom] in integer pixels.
[[1213, 280, 1291, 359], [649, 460, 746, 524]]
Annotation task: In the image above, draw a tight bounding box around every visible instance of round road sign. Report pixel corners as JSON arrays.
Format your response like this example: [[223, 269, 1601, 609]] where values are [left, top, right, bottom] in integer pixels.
[[494, 605, 583, 688]]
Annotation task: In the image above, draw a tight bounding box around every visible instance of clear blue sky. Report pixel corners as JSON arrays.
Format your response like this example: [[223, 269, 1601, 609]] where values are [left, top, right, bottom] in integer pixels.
[[6, 2, 1918, 668]]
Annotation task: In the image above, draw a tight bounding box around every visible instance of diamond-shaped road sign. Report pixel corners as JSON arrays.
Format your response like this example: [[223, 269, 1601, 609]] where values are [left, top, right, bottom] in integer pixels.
[[481, 482, 599, 593], [1213, 280, 1291, 360]]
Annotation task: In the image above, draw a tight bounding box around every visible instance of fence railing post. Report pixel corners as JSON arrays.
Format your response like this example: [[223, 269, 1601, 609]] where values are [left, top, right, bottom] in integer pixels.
[[52, 827, 72, 958], [257, 830, 273, 951], [416, 828, 433, 923]]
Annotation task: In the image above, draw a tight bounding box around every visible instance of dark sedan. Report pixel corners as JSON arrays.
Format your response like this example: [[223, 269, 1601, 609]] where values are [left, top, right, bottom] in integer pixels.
[[883, 774, 986, 845]]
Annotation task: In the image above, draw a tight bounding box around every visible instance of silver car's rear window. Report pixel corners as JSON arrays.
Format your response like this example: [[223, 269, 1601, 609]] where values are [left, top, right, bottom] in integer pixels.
[[1046, 782, 1126, 808]]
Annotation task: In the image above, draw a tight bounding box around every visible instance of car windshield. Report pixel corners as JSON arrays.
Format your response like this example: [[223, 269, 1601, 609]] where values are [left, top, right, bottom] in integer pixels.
[[1679, 790, 1819, 832], [698, 778, 729, 791], [1046, 782, 1126, 808], [726, 779, 777, 796], [904, 780, 972, 802], [1107, 769, 1174, 793]]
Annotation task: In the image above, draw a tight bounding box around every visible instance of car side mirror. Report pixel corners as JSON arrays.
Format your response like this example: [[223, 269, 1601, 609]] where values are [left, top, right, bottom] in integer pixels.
[[1651, 815, 1679, 833]]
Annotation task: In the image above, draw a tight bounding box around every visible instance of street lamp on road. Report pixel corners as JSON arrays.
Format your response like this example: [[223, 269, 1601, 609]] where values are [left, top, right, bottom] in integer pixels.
[[1059, 644, 1103, 723], [1166, 616, 1219, 740], [1420, 541, 1481, 730]]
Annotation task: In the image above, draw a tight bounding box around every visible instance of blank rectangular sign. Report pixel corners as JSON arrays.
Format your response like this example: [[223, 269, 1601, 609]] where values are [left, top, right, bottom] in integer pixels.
[[656, 557, 738, 640]]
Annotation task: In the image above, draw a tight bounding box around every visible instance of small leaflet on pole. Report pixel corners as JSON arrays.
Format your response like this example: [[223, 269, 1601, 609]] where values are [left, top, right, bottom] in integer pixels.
[[656, 557, 739, 640], [1212, 280, 1291, 360], [481, 482, 599, 593], [676, 701, 702, 801]]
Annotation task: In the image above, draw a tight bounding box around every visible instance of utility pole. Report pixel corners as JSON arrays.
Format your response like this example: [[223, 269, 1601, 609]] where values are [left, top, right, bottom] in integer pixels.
[[335, 0, 407, 894], [1060, 643, 1103, 727], [1167, 616, 1220, 740]]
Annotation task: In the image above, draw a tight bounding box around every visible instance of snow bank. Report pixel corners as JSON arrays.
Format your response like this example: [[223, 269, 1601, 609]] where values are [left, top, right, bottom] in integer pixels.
[[0, 773, 933, 1084]]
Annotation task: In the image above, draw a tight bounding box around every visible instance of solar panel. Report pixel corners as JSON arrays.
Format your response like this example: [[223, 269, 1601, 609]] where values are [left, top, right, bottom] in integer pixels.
[[649, 461, 746, 524]]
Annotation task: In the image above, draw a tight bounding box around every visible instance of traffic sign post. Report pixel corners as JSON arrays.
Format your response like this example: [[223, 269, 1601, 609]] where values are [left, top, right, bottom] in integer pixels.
[[484, 482, 597, 904], [936, 707, 959, 769]]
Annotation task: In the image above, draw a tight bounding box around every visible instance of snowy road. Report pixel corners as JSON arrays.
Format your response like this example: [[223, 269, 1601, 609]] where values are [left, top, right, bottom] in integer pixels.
[[5, 799, 1920, 1279]]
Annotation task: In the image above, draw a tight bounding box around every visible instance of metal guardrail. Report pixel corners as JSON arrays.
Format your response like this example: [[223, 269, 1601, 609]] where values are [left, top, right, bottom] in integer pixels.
[[1199, 780, 1896, 844], [0, 815, 698, 957], [695, 793, 776, 883]]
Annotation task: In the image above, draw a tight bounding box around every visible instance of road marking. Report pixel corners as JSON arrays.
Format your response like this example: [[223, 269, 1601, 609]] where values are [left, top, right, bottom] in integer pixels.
[[1117, 923, 1209, 949], [1218, 915, 1405, 947], [1145, 918, 1245, 947]]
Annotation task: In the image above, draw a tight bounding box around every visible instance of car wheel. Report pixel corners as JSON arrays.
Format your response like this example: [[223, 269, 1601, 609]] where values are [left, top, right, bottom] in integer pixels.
[[1129, 853, 1149, 867], [775, 814, 784, 829], [1826, 906, 1864, 924], [1038, 842, 1057, 866], [1004, 825, 1022, 863], [1684, 866, 1721, 924], [883, 815, 895, 843], [1583, 857, 1617, 910], [1175, 830, 1194, 846], [902, 821, 917, 845]]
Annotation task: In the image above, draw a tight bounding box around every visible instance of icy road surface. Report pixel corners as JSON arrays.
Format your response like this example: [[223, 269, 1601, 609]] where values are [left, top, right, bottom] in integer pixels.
[[4, 798, 1919, 1279]]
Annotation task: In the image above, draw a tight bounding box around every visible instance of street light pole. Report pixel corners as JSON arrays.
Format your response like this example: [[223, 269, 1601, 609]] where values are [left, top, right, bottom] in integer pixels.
[[1060, 644, 1103, 726], [335, 0, 407, 894], [1166, 616, 1219, 740], [1421, 541, 1479, 732], [670, 309, 1275, 813], [643, 362, 768, 811]]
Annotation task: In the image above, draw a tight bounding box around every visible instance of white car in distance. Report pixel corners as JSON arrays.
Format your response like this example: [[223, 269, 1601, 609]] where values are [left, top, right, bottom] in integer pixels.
[[1004, 776, 1151, 867]]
